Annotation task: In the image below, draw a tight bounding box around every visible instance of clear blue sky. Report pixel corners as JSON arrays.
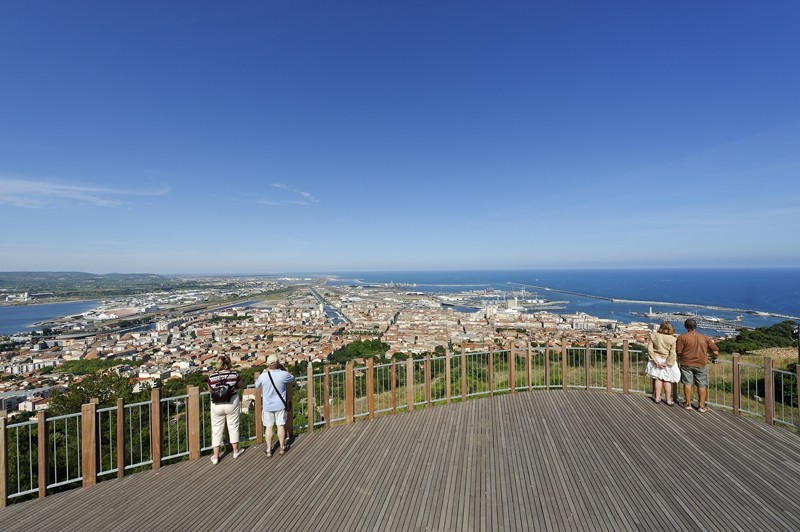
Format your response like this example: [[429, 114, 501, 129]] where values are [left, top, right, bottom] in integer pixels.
[[2, 1, 799, 274]]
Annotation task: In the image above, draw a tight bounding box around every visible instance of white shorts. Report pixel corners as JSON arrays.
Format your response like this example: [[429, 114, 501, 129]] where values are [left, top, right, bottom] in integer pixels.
[[262, 409, 288, 427]]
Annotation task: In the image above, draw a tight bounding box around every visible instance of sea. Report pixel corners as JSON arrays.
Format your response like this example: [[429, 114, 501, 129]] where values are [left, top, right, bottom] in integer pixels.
[[1, 269, 798, 337], [324, 268, 800, 333], [0, 300, 100, 336]]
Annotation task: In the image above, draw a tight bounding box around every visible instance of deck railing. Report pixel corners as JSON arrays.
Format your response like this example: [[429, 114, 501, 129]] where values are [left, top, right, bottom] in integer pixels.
[[1, 341, 798, 507]]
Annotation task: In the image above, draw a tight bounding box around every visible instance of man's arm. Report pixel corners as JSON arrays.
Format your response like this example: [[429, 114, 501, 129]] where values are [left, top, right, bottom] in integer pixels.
[[675, 336, 685, 357], [708, 338, 720, 361]]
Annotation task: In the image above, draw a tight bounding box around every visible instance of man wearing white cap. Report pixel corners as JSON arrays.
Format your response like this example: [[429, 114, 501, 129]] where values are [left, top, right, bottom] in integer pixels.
[[255, 354, 295, 456]]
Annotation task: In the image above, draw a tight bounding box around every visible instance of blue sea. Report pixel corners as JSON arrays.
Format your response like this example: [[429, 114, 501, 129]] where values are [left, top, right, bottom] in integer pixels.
[[325, 268, 800, 331], [0, 300, 100, 336]]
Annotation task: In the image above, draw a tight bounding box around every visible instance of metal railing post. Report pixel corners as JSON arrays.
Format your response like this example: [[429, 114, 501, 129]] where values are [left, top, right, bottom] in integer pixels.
[[561, 343, 568, 391], [606, 342, 613, 393]]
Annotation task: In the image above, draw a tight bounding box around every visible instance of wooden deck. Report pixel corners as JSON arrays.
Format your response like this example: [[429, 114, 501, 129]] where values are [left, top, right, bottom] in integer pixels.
[[2, 390, 799, 531]]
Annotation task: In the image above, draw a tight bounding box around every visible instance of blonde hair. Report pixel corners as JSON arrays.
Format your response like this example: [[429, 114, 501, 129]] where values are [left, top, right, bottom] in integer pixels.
[[217, 355, 232, 371], [657, 321, 675, 335]]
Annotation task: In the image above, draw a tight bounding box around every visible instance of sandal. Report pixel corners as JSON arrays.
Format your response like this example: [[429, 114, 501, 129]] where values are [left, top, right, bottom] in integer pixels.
[[264, 448, 272, 458], [698, 406, 709, 413], [682, 403, 693, 410], [666, 401, 674, 406]]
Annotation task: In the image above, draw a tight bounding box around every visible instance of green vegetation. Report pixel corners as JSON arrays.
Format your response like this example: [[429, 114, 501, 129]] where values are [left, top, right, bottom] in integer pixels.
[[112, 317, 151, 328], [0, 271, 173, 299], [717, 320, 799, 354], [57, 359, 140, 375], [209, 315, 249, 323], [0, 271, 286, 301], [1, 340, 23, 351], [330, 338, 390, 364], [49, 372, 149, 416], [157, 372, 209, 396]]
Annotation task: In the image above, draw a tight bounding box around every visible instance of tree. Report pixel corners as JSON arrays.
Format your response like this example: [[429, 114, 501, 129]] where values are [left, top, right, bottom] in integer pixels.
[[49, 372, 146, 416], [717, 320, 798, 354], [330, 339, 390, 364]]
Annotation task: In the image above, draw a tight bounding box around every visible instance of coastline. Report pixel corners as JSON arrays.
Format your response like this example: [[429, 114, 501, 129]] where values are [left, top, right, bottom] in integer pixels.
[[0, 297, 97, 307], [0, 300, 102, 336], [2, 268, 798, 337]]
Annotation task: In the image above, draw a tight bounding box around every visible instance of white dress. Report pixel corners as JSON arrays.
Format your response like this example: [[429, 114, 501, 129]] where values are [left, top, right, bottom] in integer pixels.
[[645, 356, 680, 382], [646, 332, 680, 383]]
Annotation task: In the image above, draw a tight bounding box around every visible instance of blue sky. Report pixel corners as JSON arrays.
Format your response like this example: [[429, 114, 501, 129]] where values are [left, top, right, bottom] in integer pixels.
[[1, 1, 799, 274]]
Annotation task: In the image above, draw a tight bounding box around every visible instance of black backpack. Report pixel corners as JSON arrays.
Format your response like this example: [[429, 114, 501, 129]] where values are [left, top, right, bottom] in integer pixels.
[[211, 372, 236, 404]]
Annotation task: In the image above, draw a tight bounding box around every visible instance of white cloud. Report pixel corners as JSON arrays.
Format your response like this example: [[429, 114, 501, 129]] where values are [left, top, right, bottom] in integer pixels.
[[240, 183, 320, 207], [0, 177, 170, 208], [267, 183, 320, 205]]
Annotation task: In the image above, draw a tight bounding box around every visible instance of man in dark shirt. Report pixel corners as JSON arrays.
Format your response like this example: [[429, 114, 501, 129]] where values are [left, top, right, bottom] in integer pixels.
[[676, 318, 720, 413]]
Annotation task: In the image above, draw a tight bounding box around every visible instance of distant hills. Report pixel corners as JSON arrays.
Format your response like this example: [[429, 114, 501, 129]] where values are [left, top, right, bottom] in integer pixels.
[[0, 271, 175, 299], [0, 271, 166, 283]]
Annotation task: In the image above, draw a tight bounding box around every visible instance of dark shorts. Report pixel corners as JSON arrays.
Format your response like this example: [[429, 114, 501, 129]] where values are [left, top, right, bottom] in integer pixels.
[[680, 365, 708, 388]]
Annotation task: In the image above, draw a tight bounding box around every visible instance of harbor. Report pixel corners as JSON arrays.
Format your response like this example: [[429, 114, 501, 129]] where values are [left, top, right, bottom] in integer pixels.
[[631, 307, 744, 335]]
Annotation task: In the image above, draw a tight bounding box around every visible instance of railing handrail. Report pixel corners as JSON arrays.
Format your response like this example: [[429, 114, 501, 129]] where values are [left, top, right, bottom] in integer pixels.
[[1, 343, 797, 508]]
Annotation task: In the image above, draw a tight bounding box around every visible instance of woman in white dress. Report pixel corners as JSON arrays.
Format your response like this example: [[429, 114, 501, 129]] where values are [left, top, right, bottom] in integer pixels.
[[646, 321, 680, 405]]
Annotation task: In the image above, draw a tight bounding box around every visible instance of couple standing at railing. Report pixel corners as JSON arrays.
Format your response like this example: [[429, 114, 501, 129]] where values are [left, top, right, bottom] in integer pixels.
[[207, 354, 295, 464], [647, 318, 720, 412]]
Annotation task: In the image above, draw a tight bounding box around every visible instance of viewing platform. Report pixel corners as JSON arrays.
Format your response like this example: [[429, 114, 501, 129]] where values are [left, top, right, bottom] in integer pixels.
[[2, 391, 799, 531], [1, 344, 798, 530]]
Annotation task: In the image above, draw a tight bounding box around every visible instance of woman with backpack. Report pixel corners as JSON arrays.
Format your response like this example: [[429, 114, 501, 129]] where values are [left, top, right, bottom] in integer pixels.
[[207, 354, 243, 464]]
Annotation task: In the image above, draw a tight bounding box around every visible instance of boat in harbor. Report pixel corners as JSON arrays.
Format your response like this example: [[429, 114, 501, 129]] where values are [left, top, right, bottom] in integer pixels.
[[637, 307, 743, 335]]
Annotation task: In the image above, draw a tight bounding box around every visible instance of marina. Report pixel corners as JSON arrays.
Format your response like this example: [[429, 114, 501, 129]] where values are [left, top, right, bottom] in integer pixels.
[[630, 307, 744, 335]]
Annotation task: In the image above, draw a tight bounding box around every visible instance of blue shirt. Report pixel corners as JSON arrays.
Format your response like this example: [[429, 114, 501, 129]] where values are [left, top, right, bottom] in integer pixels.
[[255, 368, 295, 411]]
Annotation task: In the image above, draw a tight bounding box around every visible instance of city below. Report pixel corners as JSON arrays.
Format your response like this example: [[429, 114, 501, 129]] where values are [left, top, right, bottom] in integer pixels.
[[0, 275, 791, 417]]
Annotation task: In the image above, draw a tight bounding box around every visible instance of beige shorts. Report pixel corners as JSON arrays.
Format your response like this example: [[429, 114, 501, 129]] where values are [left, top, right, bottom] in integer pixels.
[[262, 409, 288, 427]]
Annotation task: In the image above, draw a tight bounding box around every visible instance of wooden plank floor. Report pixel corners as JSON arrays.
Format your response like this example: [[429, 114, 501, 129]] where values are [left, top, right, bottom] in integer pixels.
[[2, 391, 799, 531]]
